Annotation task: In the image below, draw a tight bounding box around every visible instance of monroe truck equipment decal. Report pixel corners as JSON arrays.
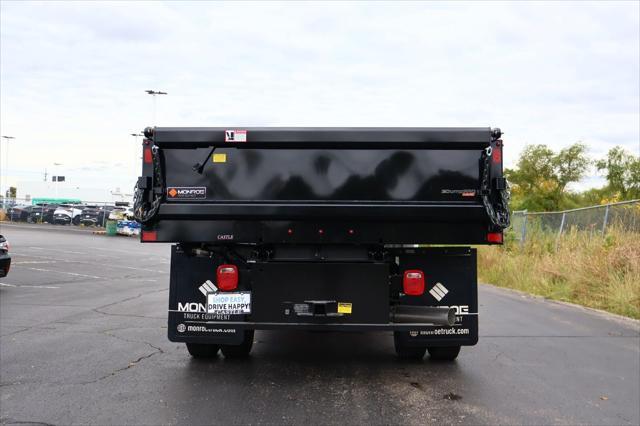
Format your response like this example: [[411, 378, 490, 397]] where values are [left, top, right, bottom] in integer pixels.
[[166, 187, 206, 200]]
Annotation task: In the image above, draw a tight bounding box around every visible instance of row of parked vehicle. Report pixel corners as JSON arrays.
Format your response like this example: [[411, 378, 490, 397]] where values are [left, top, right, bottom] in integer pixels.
[[6, 203, 134, 227]]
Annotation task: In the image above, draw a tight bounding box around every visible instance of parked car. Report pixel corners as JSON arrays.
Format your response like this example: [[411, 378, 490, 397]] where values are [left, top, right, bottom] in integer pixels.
[[80, 205, 116, 227], [41, 204, 61, 223], [27, 205, 45, 223], [7, 205, 31, 221], [80, 205, 100, 226], [52, 204, 84, 225], [0, 235, 10, 278], [23, 203, 66, 224], [108, 207, 135, 221]]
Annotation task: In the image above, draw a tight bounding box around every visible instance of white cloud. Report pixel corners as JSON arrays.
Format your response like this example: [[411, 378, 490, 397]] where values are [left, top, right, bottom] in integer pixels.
[[1, 1, 638, 199]]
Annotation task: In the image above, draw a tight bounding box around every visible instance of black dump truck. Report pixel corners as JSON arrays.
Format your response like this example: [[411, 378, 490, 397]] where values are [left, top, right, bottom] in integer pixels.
[[134, 127, 509, 360]]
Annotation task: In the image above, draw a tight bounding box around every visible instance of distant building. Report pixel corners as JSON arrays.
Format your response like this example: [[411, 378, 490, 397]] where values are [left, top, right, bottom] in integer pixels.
[[16, 180, 132, 204]]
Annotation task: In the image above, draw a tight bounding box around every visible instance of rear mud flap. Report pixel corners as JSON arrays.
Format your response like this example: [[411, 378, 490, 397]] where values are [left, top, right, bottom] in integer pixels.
[[167, 246, 245, 344], [394, 248, 478, 347]]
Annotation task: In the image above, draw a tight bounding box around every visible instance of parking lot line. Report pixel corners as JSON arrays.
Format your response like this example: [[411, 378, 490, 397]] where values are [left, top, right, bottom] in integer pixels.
[[22, 267, 105, 280], [0, 282, 60, 289]]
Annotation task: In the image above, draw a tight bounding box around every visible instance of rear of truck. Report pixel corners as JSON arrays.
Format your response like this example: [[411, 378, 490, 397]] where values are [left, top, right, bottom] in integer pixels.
[[135, 127, 509, 360]]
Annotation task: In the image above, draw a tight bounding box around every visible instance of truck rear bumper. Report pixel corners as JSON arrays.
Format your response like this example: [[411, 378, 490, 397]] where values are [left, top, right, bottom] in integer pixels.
[[169, 321, 477, 348]]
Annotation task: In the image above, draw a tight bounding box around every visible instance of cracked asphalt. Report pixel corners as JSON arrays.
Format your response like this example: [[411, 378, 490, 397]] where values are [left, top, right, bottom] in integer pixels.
[[1, 223, 639, 425]]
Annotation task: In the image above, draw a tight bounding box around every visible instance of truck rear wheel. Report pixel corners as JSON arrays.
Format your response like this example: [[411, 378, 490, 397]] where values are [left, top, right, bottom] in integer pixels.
[[427, 346, 460, 361], [220, 330, 254, 359], [186, 343, 220, 358], [393, 333, 427, 359]]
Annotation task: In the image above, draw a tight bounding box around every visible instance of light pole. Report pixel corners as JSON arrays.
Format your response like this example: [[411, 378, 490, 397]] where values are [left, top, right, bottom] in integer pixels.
[[145, 90, 167, 125], [53, 162, 62, 198], [1, 136, 15, 203]]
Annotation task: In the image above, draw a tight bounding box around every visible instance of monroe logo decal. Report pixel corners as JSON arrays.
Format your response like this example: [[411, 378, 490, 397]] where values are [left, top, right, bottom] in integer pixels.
[[429, 282, 449, 301], [167, 187, 206, 200]]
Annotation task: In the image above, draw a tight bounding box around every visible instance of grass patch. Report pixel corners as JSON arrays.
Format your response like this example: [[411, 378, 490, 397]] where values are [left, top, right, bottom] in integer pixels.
[[478, 226, 640, 319]]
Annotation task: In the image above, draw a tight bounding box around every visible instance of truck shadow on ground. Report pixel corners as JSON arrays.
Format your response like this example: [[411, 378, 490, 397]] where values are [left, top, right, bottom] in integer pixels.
[[182, 330, 464, 374]]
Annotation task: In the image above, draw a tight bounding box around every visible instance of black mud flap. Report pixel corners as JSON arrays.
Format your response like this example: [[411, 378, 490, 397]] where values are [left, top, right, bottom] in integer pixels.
[[394, 247, 478, 347], [167, 246, 245, 345]]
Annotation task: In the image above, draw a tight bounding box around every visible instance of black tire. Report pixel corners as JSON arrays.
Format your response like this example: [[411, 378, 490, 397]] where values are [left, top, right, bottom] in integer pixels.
[[221, 330, 254, 359], [186, 343, 220, 358], [427, 346, 461, 361], [393, 333, 426, 359], [72, 216, 81, 226]]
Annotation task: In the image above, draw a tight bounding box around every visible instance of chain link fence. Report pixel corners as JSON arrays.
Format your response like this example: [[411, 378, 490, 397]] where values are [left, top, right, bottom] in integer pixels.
[[511, 200, 640, 246]]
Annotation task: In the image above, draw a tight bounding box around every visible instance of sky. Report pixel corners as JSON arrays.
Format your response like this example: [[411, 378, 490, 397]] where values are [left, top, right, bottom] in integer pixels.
[[1, 1, 639, 201]]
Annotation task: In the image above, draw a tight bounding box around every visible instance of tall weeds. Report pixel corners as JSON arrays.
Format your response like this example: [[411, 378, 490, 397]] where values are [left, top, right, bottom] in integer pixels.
[[478, 226, 640, 319]]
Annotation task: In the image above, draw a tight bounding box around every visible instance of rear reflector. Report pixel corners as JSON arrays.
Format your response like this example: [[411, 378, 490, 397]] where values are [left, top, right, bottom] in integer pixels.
[[143, 147, 153, 163], [217, 264, 239, 291], [403, 270, 425, 296], [487, 232, 503, 243], [141, 231, 157, 242], [492, 146, 502, 164]]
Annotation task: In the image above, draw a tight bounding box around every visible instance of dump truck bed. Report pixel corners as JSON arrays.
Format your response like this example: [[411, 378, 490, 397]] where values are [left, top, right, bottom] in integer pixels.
[[137, 127, 507, 245]]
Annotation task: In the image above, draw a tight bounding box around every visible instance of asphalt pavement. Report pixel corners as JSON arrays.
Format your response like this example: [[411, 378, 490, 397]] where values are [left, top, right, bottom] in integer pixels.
[[0, 223, 638, 425]]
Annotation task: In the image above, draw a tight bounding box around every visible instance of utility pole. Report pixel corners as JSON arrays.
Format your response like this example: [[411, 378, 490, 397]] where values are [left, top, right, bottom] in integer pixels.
[[1, 136, 15, 203], [145, 90, 167, 125], [53, 162, 62, 198]]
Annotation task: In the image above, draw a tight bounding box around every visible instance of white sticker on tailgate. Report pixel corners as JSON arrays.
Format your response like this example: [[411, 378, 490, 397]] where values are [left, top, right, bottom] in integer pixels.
[[225, 129, 247, 142], [207, 292, 251, 314]]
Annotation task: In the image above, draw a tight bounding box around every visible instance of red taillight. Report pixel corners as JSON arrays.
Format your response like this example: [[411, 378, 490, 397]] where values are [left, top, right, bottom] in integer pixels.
[[487, 232, 503, 243], [143, 147, 153, 163], [217, 264, 238, 291], [141, 230, 157, 241], [403, 270, 425, 296], [492, 145, 502, 164]]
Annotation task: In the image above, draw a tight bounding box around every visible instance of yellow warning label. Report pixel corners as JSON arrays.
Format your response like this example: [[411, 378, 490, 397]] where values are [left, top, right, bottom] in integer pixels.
[[337, 303, 352, 314], [212, 153, 227, 163]]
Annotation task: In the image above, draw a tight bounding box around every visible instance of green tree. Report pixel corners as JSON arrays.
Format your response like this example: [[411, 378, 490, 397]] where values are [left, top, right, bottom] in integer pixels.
[[506, 143, 590, 211], [596, 147, 640, 200], [555, 144, 591, 193]]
